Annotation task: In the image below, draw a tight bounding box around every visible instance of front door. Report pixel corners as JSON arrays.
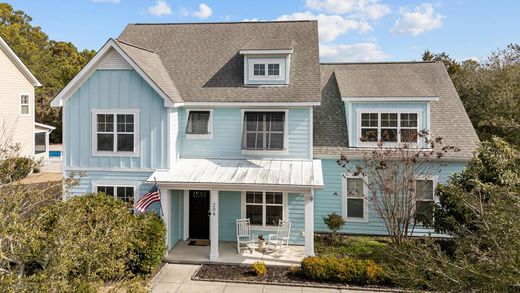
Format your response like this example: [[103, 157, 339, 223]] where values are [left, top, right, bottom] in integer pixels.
[[189, 190, 210, 239]]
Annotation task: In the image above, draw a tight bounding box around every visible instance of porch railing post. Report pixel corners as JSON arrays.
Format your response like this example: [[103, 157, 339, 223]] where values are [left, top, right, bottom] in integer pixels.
[[209, 189, 219, 261]]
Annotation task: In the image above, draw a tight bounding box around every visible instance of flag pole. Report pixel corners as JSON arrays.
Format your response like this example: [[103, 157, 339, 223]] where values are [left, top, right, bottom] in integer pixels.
[[155, 177, 164, 217]]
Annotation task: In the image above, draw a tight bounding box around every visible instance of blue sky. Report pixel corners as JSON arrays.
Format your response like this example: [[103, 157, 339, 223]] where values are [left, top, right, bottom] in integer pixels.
[[6, 0, 519, 62]]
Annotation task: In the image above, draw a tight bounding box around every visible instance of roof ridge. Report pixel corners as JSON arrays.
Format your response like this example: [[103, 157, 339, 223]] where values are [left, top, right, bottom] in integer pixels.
[[128, 20, 317, 25], [320, 61, 437, 65], [115, 39, 155, 53]]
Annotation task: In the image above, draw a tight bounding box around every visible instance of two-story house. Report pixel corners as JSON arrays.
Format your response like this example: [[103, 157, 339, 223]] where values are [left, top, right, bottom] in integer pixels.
[[0, 36, 55, 161], [50, 20, 479, 261]]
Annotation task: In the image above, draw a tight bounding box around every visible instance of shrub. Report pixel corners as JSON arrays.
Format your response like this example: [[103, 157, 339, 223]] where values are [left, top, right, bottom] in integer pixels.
[[0, 157, 37, 183], [251, 261, 267, 277], [300, 256, 384, 285], [323, 212, 346, 240], [128, 212, 167, 276], [43, 193, 136, 281]]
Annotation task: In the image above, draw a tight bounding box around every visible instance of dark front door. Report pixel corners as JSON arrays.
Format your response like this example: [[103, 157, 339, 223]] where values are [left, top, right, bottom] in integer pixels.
[[189, 190, 210, 239]]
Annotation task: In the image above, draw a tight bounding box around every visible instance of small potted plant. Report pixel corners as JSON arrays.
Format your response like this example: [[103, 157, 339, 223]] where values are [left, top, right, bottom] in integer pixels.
[[257, 234, 265, 252]]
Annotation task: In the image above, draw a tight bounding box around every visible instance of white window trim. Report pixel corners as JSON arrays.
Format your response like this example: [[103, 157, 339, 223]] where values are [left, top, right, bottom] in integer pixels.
[[248, 58, 286, 82], [342, 174, 369, 223], [91, 109, 140, 157], [20, 93, 30, 116], [91, 180, 139, 203], [240, 109, 289, 155], [356, 108, 424, 148], [185, 108, 213, 139], [414, 176, 439, 224], [240, 191, 289, 231]]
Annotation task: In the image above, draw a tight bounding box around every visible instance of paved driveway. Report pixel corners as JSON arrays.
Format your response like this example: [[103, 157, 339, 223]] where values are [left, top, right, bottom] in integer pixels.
[[149, 264, 375, 293]]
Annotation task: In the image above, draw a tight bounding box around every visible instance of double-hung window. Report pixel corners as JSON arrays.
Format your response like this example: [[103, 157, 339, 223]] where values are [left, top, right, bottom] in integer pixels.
[[244, 191, 284, 227], [242, 111, 285, 151], [20, 94, 29, 115], [343, 175, 368, 222], [415, 179, 436, 223], [93, 110, 138, 155], [186, 110, 212, 138], [359, 111, 419, 144], [96, 185, 135, 204]]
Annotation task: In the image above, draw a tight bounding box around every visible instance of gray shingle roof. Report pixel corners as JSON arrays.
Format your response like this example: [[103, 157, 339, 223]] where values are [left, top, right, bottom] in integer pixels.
[[116, 40, 182, 103], [314, 62, 480, 160], [241, 39, 294, 50], [117, 21, 321, 103]]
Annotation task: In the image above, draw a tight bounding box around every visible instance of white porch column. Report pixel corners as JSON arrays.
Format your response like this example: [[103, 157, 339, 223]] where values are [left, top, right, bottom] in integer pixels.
[[160, 188, 171, 252], [304, 190, 315, 257], [209, 189, 219, 261]]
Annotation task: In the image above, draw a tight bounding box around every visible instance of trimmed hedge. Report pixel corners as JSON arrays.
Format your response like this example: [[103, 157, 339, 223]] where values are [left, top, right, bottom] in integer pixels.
[[300, 256, 384, 285]]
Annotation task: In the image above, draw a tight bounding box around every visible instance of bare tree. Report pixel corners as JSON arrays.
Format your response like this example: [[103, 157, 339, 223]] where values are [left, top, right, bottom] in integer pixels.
[[338, 130, 460, 244]]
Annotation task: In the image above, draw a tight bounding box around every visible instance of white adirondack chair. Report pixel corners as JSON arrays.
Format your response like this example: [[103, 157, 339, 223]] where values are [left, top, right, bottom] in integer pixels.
[[267, 220, 291, 253], [236, 218, 255, 253]]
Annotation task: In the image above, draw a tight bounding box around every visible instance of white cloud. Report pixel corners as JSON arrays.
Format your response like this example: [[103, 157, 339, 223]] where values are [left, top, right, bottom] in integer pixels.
[[147, 0, 172, 17], [190, 3, 212, 19], [305, 0, 391, 20], [391, 3, 444, 36], [92, 0, 120, 2], [276, 11, 370, 42], [320, 43, 388, 62]]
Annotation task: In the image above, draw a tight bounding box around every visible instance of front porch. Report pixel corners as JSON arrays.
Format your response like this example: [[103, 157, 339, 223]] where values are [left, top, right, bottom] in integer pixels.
[[149, 158, 324, 263], [165, 240, 305, 266]]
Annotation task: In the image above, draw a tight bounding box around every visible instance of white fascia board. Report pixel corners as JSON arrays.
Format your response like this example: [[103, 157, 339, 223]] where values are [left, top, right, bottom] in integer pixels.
[[0, 36, 41, 87], [50, 39, 175, 108], [34, 122, 56, 132], [239, 49, 293, 55], [180, 101, 320, 107], [342, 96, 440, 102]]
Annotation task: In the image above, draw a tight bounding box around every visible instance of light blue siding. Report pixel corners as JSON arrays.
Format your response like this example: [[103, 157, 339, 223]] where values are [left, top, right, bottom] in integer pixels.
[[347, 102, 429, 147], [288, 193, 305, 244], [170, 190, 184, 248], [64, 69, 168, 170], [314, 159, 466, 236], [179, 108, 311, 159], [218, 191, 242, 242]]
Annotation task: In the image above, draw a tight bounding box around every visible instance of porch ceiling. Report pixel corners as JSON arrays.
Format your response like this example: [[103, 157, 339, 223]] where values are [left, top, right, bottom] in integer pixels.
[[148, 159, 323, 189]]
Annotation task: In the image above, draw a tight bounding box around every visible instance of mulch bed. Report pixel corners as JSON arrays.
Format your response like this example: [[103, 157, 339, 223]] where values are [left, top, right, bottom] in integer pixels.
[[193, 264, 399, 292]]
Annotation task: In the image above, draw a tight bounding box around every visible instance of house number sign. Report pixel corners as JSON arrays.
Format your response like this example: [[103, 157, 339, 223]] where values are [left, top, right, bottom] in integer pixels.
[[212, 203, 216, 216]]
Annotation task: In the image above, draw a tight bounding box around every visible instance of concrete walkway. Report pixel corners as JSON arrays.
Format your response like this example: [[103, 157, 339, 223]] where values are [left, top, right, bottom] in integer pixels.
[[149, 264, 375, 293]]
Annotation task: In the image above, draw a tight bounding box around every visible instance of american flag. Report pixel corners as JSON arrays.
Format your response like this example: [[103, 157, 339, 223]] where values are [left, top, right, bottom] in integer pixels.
[[134, 184, 161, 213]]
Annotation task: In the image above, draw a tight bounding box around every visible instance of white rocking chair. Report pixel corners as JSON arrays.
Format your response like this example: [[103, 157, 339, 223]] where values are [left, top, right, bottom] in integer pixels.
[[267, 220, 291, 253], [236, 218, 255, 253]]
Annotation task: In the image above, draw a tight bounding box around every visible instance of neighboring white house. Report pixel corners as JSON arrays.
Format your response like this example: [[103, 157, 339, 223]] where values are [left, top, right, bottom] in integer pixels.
[[0, 36, 55, 160]]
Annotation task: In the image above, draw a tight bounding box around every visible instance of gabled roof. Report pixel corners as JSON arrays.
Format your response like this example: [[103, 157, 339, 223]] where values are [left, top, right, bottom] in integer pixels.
[[0, 36, 41, 87], [314, 62, 480, 160], [240, 39, 294, 51], [118, 21, 321, 103], [51, 38, 178, 107]]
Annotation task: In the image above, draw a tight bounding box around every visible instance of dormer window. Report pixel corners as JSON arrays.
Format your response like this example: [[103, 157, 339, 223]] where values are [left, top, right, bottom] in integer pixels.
[[240, 39, 293, 85]]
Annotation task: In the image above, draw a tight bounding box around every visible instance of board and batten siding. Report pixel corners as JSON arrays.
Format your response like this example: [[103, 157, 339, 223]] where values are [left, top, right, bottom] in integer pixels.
[[179, 108, 311, 159], [0, 45, 35, 157], [347, 102, 429, 148], [314, 159, 467, 236], [64, 69, 168, 170]]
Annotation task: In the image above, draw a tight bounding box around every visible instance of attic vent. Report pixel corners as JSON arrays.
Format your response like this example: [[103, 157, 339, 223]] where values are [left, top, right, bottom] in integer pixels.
[[98, 49, 132, 70]]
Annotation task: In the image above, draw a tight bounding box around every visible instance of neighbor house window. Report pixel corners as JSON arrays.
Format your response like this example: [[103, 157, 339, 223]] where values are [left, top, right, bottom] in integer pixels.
[[186, 110, 212, 138], [415, 179, 435, 223], [245, 191, 284, 227], [343, 175, 368, 221], [93, 111, 138, 155], [20, 94, 29, 115], [97, 185, 135, 204], [242, 111, 285, 151], [359, 111, 419, 144], [34, 132, 46, 154]]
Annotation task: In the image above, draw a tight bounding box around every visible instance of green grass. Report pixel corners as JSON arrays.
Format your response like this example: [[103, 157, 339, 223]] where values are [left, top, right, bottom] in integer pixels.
[[315, 235, 392, 264]]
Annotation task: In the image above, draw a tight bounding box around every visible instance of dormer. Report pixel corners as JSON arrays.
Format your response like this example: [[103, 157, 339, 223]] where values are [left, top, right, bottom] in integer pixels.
[[239, 39, 293, 86]]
